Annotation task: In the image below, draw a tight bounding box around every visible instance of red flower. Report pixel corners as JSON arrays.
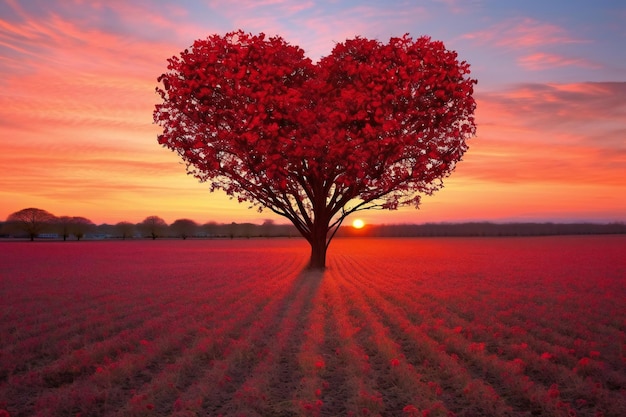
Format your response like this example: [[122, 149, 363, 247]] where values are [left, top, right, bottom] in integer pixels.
[[173, 398, 183, 411], [548, 384, 560, 399]]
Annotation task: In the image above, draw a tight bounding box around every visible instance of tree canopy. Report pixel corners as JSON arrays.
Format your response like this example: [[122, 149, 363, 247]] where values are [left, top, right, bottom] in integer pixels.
[[6, 208, 56, 241], [55, 216, 95, 241], [170, 218, 198, 240], [139, 215, 168, 240], [154, 31, 476, 268]]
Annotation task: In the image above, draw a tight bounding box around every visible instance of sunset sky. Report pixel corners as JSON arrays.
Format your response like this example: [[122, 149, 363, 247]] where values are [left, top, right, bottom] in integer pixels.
[[1, 0, 624, 226]]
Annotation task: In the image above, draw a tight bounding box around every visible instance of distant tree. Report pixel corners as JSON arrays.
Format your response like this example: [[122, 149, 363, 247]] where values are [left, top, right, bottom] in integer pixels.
[[154, 31, 476, 268], [0, 220, 10, 238], [114, 221, 135, 240], [55, 216, 73, 241], [53, 216, 94, 240], [225, 222, 256, 239], [139, 216, 168, 240], [239, 222, 255, 239], [227, 222, 238, 239], [170, 218, 198, 239], [94, 223, 116, 237], [68, 217, 94, 240], [202, 221, 219, 238], [6, 208, 57, 240], [260, 219, 276, 237]]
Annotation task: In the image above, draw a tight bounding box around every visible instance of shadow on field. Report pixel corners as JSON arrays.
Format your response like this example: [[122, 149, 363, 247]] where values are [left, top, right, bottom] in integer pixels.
[[261, 267, 326, 413], [207, 266, 328, 416]]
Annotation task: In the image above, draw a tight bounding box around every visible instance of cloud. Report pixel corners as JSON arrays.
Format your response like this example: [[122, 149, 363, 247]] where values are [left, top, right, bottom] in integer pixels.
[[457, 16, 601, 73], [462, 139, 626, 185], [465, 82, 626, 186], [479, 82, 626, 134], [434, 0, 483, 14], [518, 52, 600, 71], [206, 1, 430, 61], [0, 4, 175, 156], [463, 17, 587, 49]]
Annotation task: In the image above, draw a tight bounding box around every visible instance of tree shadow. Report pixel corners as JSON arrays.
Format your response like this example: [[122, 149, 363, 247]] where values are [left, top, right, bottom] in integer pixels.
[[260, 266, 326, 411], [270, 266, 326, 335], [202, 265, 328, 415]]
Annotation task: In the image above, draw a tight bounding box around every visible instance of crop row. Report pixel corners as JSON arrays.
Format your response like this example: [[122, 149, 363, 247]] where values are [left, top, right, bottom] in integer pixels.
[[0, 236, 624, 416]]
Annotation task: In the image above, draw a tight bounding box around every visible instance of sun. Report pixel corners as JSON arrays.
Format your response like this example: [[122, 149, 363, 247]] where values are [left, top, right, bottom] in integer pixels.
[[352, 218, 365, 229]]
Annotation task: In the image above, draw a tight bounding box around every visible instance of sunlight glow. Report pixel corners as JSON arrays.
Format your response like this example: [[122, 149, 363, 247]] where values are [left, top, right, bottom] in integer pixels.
[[352, 219, 365, 229]]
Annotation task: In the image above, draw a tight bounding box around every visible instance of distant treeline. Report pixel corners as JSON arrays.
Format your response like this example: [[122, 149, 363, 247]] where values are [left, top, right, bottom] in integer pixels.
[[2, 208, 625, 240], [337, 222, 626, 238], [0, 211, 300, 240], [94, 220, 302, 239]]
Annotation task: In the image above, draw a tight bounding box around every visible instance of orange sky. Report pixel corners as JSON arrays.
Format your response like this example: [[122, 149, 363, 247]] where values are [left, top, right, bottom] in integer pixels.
[[1, 1, 624, 225]]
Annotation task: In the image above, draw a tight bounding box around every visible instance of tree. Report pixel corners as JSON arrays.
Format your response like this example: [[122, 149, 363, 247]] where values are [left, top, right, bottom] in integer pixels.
[[55, 216, 73, 241], [6, 208, 56, 240], [114, 221, 135, 240], [154, 31, 476, 268], [138, 216, 167, 240], [54, 216, 94, 240], [170, 218, 198, 239], [202, 221, 219, 238], [68, 217, 94, 240], [260, 219, 276, 238]]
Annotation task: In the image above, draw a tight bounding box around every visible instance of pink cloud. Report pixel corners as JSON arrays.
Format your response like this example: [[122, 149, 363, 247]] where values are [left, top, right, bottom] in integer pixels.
[[466, 82, 626, 187], [0, 4, 183, 222], [100, 1, 210, 43], [463, 17, 587, 49], [435, 0, 475, 14], [454, 16, 601, 73], [208, 0, 314, 13], [211, 1, 429, 61], [462, 138, 626, 185], [518, 52, 600, 70], [0, 5, 184, 137], [479, 82, 626, 131]]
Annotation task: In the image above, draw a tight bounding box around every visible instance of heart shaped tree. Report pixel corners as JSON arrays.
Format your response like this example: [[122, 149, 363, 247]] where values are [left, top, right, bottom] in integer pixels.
[[154, 31, 476, 269]]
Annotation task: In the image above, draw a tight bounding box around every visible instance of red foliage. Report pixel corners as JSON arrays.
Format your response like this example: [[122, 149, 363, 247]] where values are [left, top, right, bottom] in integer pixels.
[[154, 30, 476, 268]]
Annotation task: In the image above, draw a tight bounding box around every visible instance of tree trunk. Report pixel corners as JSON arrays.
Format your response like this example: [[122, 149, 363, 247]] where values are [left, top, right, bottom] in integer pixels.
[[308, 236, 327, 269], [308, 218, 330, 269]]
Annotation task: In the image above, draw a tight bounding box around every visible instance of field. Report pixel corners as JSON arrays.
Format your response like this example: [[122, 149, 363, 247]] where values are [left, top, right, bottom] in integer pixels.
[[0, 236, 625, 417]]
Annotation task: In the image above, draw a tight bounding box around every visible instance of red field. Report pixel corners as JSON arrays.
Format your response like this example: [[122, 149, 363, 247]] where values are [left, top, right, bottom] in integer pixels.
[[0, 236, 625, 417]]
